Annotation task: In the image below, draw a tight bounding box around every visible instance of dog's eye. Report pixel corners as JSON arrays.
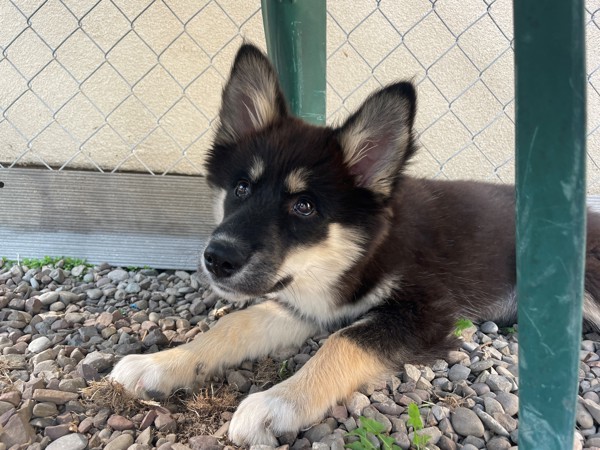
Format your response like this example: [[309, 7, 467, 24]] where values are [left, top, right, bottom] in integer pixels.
[[235, 180, 251, 199], [293, 197, 315, 217]]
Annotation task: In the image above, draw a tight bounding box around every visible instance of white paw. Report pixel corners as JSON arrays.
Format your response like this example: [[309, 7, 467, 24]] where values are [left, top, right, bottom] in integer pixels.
[[229, 388, 299, 446], [109, 352, 196, 399]]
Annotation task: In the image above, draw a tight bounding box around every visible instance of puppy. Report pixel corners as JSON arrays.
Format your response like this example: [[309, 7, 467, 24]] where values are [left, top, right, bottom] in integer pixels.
[[111, 43, 600, 446]]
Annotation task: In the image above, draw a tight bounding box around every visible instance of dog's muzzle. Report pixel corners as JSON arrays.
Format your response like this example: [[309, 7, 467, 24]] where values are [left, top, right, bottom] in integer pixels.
[[203, 239, 248, 279]]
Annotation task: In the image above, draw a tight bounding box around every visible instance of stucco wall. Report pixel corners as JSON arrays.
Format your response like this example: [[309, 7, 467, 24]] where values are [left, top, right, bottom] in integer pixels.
[[1, 0, 599, 191]]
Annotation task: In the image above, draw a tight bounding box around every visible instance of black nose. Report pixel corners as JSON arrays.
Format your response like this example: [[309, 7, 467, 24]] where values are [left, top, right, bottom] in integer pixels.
[[203, 240, 247, 279]]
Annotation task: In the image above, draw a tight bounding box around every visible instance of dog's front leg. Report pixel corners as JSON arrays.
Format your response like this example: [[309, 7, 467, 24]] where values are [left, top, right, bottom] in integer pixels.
[[228, 331, 390, 446], [109, 300, 318, 399]]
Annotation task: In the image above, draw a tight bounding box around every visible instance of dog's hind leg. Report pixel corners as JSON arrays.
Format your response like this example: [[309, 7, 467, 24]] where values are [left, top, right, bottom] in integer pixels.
[[109, 301, 317, 400]]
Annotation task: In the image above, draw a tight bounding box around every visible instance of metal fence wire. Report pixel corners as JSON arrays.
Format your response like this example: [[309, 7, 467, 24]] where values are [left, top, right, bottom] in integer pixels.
[[0, 0, 599, 191]]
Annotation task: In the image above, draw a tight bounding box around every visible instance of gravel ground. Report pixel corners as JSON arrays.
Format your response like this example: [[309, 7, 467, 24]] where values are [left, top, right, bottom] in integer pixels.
[[1, 260, 600, 450]]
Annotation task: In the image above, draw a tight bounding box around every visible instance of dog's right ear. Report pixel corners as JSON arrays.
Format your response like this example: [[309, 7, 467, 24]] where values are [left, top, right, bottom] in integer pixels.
[[215, 44, 288, 145]]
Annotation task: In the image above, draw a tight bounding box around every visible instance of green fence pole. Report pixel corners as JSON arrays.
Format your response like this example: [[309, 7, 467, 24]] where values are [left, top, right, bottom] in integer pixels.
[[261, 0, 326, 125], [515, 0, 587, 448]]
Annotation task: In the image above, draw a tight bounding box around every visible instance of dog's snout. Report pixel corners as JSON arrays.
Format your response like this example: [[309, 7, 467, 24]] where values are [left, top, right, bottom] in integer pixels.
[[204, 240, 247, 279]]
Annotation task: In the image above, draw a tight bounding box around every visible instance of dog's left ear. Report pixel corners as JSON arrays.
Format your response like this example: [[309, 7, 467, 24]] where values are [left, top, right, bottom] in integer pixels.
[[337, 82, 417, 197], [215, 44, 288, 145]]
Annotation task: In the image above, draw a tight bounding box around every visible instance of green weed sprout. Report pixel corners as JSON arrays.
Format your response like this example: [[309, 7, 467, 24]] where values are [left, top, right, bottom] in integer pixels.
[[345, 416, 400, 450], [407, 403, 431, 450], [453, 318, 474, 337]]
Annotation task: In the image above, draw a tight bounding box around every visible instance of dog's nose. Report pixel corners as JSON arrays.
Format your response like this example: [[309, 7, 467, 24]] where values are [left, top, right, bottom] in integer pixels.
[[203, 240, 246, 278]]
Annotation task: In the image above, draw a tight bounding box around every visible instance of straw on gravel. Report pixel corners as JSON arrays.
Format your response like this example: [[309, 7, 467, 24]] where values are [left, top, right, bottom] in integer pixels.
[[180, 383, 240, 438], [81, 379, 150, 415]]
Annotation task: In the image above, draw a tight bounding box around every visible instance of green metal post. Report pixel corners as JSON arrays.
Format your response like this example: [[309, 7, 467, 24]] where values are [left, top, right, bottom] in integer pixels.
[[261, 0, 326, 125], [515, 0, 587, 448]]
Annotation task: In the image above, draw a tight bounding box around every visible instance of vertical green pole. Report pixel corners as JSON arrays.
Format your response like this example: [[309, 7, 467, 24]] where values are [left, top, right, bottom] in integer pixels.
[[515, 0, 587, 448], [261, 0, 326, 125]]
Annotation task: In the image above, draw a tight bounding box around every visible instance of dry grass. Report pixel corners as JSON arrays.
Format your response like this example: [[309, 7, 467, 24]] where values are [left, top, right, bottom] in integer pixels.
[[80, 379, 151, 415], [179, 383, 240, 439], [251, 357, 286, 388], [435, 391, 470, 409], [80, 378, 242, 443], [0, 360, 14, 393]]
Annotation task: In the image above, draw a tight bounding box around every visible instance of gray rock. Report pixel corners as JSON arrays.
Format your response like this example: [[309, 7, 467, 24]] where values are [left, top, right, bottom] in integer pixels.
[[50, 268, 66, 283], [495, 392, 519, 416], [136, 426, 153, 445], [436, 435, 457, 450], [403, 364, 422, 383], [463, 436, 485, 448], [448, 364, 471, 382], [45, 423, 73, 440], [188, 435, 222, 450], [126, 282, 141, 294], [83, 273, 94, 282], [50, 301, 66, 311], [227, 371, 252, 393], [70, 265, 87, 277], [32, 402, 58, 417], [175, 270, 190, 280], [25, 297, 43, 314], [408, 426, 442, 445], [462, 445, 482, 450], [28, 336, 52, 354], [39, 291, 58, 306], [45, 433, 88, 450], [470, 359, 494, 373], [486, 374, 513, 392], [483, 396, 505, 415], [576, 400, 594, 429], [582, 397, 600, 423], [59, 291, 81, 304], [391, 432, 411, 450], [155, 413, 177, 433], [451, 407, 485, 437], [79, 351, 114, 373], [310, 443, 327, 450], [586, 437, 600, 447], [492, 412, 518, 432], [142, 328, 169, 347], [346, 392, 370, 417], [1, 412, 37, 446], [303, 422, 335, 443], [104, 434, 134, 450], [487, 437, 512, 450], [32, 389, 79, 404], [108, 269, 129, 282], [474, 408, 510, 436], [362, 406, 392, 433], [107, 414, 135, 430], [480, 321, 499, 334], [86, 289, 103, 300]]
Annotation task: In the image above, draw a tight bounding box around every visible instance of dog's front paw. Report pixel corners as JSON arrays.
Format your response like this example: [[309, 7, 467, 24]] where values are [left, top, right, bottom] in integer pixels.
[[109, 350, 198, 399], [229, 388, 298, 446]]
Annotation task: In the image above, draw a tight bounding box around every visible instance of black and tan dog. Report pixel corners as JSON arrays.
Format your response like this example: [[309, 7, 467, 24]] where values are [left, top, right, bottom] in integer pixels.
[[111, 44, 600, 445]]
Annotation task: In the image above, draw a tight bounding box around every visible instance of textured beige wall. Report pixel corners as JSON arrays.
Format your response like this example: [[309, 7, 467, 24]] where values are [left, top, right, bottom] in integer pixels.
[[0, 0, 599, 191]]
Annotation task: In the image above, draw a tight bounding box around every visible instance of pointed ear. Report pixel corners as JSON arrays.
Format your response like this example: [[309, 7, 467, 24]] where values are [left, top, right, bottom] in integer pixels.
[[337, 82, 417, 196], [215, 44, 288, 145]]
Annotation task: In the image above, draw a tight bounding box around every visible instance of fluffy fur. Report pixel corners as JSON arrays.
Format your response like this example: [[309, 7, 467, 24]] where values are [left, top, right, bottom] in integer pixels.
[[111, 43, 600, 446]]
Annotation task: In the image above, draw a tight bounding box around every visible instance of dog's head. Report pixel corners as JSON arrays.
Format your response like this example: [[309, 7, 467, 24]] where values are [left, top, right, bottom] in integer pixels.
[[201, 44, 416, 320]]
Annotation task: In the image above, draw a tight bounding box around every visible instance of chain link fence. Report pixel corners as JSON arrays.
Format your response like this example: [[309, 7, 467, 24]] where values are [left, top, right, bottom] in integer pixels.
[[1, 0, 599, 190]]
